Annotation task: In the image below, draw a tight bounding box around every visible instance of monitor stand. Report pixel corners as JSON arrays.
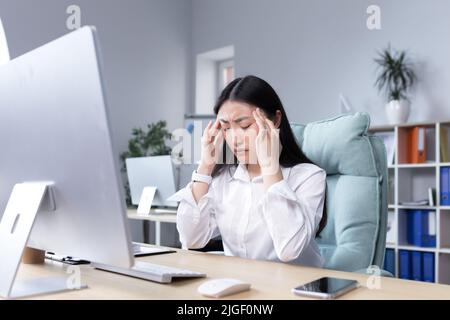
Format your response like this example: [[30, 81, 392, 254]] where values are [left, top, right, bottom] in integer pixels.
[[137, 186, 157, 215], [0, 182, 87, 299]]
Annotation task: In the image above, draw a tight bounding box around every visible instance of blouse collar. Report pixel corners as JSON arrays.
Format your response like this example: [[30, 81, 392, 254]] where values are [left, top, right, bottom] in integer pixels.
[[227, 163, 292, 183]]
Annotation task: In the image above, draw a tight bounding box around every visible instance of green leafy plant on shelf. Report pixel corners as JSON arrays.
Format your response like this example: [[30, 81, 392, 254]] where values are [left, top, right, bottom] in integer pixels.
[[120, 120, 172, 206], [374, 44, 417, 125], [374, 45, 417, 102]]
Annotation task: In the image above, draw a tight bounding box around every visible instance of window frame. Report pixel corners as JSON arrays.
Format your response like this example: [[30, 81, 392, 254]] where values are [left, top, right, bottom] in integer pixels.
[[217, 59, 235, 94]]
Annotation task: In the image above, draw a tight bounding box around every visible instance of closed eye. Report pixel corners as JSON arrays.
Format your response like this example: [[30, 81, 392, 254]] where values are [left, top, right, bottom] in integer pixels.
[[222, 125, 251, 131]]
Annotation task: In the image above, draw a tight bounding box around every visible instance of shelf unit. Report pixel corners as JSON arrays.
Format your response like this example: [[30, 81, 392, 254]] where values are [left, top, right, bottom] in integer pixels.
[[370, 121, 450, 285]]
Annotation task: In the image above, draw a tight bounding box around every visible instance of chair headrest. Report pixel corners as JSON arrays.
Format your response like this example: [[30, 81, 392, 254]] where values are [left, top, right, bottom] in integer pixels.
[[291, 112, 378, 177]]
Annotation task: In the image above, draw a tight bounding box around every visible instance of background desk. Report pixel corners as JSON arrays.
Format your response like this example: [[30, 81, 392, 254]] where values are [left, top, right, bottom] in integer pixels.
[[14, 244, 450, 300], [127, 208, 177, 245]]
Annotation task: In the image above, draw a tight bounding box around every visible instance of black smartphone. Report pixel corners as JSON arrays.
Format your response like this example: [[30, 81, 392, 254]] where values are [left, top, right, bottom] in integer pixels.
[[292, 277, 359, 299]]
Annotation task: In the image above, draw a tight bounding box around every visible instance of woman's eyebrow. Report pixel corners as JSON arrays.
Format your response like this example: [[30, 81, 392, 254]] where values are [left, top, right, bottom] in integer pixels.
[[219, 116, 251, 124]]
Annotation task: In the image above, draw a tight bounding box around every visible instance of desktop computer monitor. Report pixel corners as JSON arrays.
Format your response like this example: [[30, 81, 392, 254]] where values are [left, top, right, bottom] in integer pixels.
[[0, 26, 135, 297], [126, 155, 178, 208]]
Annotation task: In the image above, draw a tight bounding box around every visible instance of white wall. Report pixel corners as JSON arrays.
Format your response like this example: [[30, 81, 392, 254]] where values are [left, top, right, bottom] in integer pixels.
[[0, 0, 191, 155], [191, 0, 450, 126], [0, 0, 191, 245]]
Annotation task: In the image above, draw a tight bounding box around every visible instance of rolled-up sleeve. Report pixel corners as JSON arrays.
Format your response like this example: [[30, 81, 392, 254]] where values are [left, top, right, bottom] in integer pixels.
[[167, 181, 219, 249], [259, 169, 326, 262]]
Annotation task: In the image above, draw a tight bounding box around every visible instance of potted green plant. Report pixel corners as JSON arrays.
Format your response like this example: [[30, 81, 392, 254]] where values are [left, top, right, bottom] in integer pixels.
[[120, 120, 172, 206], [374, 45, 417, 125]]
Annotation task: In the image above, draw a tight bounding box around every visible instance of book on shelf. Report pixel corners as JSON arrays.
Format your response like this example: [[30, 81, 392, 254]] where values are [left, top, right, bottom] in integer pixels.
[[383, 249, 395, 276], [411, 251, 422, 281], [422, 252, 435, 283], [398, 250, 434, 282], [399, 250, 410, 279], [440, 126, 449, 163], [441, 167, 450, 206], [374, 131, 395, 165], [406, 210, 436, 248], [409, 126, 426, 163], [428, 188, 436, 207], [386, 211, 397, 244], [388, 174, 395, 204]]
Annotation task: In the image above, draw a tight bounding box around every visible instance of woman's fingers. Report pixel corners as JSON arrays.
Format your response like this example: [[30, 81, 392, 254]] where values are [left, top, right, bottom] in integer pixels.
[[265, 117, 276, 130], [256, 108, 267, 121], [253, 109, 266, 131], [204, 119, 220, 145], [256, 109, 278, 138], [211, 130, 224, 162], [208, 119, 219, 134], [210, 119, 222, 144], [211, 119, 221, 134], [202, 121, 212, 145], [252, 110, 260, 129], [204, 120, 212, 136], [213, 129, 224, 146], [257, 108, 274, 130]]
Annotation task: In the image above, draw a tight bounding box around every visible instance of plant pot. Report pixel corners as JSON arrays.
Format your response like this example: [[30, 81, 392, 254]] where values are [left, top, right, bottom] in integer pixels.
[[385, 100, 410, 125]]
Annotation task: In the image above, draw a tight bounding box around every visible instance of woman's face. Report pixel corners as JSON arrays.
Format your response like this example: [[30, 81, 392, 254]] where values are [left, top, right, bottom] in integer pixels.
[[217, 101, 261, 164]]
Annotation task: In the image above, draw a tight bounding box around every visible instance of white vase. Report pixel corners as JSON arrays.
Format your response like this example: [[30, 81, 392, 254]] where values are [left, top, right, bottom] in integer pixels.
[[385, 100, 410, 125]]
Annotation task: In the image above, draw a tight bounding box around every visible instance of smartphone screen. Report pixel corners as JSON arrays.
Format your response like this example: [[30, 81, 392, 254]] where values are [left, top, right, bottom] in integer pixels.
[[292, 277, 358, 299]]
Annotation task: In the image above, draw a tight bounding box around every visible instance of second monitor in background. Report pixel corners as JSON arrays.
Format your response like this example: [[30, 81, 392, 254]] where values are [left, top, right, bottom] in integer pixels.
[[126, 155, 178, 210]]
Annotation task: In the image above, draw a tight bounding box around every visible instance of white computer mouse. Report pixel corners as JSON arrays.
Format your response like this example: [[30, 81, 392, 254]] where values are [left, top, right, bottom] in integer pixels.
[[198, 278, 251, 298]]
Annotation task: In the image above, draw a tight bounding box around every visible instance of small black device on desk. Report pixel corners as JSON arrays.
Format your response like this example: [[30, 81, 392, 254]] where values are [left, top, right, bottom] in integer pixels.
[[45, 244, 176, 265], [45, 252, 91, 265], [292, 277, 359, 299]]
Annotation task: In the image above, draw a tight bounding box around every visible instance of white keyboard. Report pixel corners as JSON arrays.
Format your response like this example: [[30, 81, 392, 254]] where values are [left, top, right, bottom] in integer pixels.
[[153, 208, 177, 214], [93, 261, 206, 283]]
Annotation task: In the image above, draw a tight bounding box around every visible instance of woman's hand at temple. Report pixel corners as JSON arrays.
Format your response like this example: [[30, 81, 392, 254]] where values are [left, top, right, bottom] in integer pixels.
[[198, 119, 223, 176], [253, 108, 282, 176]]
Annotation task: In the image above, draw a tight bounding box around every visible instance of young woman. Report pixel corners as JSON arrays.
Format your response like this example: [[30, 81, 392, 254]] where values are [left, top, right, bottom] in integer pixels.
[[169, 75, 327, 267]]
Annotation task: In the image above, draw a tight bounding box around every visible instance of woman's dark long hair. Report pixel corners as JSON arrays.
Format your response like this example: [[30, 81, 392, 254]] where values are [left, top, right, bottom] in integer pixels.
[[211, 75, 327, 237]]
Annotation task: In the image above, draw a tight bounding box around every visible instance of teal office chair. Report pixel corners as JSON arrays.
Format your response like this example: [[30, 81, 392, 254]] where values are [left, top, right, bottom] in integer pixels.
[[291, 112, 390, 274]]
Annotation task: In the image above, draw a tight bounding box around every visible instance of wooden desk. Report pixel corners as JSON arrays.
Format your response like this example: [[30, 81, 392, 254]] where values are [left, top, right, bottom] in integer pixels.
[[127, 209, 176, 245], [13, 244, 450, 300]]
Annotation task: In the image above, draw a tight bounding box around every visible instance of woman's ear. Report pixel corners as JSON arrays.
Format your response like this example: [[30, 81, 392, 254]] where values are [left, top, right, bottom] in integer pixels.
[[274, 110, 282, 128]]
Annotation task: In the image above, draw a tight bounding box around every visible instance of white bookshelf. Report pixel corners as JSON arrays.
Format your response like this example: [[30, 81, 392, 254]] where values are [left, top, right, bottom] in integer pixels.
[[370, 121, 450, 285]]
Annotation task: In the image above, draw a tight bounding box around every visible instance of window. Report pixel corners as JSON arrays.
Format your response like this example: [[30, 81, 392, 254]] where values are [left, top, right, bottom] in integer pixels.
[[218, 59, 235, 93], [195, 45, 234, 115]]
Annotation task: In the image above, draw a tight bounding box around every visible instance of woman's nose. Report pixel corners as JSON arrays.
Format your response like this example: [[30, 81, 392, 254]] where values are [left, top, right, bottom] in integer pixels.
[[230, 132, 250, 149], [226, 128, 237, 140]]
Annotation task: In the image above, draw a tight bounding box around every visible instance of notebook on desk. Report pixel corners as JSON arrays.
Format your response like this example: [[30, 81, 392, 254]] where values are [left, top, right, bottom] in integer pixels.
[[133, 243, 176, 257]]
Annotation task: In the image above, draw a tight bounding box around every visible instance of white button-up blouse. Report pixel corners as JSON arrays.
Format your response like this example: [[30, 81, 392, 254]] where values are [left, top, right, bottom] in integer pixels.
[[168, 163, 326, 267]]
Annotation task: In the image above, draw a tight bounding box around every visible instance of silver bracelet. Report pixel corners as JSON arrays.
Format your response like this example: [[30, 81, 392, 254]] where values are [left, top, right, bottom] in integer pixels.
[[191, 170, 212, 185]]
